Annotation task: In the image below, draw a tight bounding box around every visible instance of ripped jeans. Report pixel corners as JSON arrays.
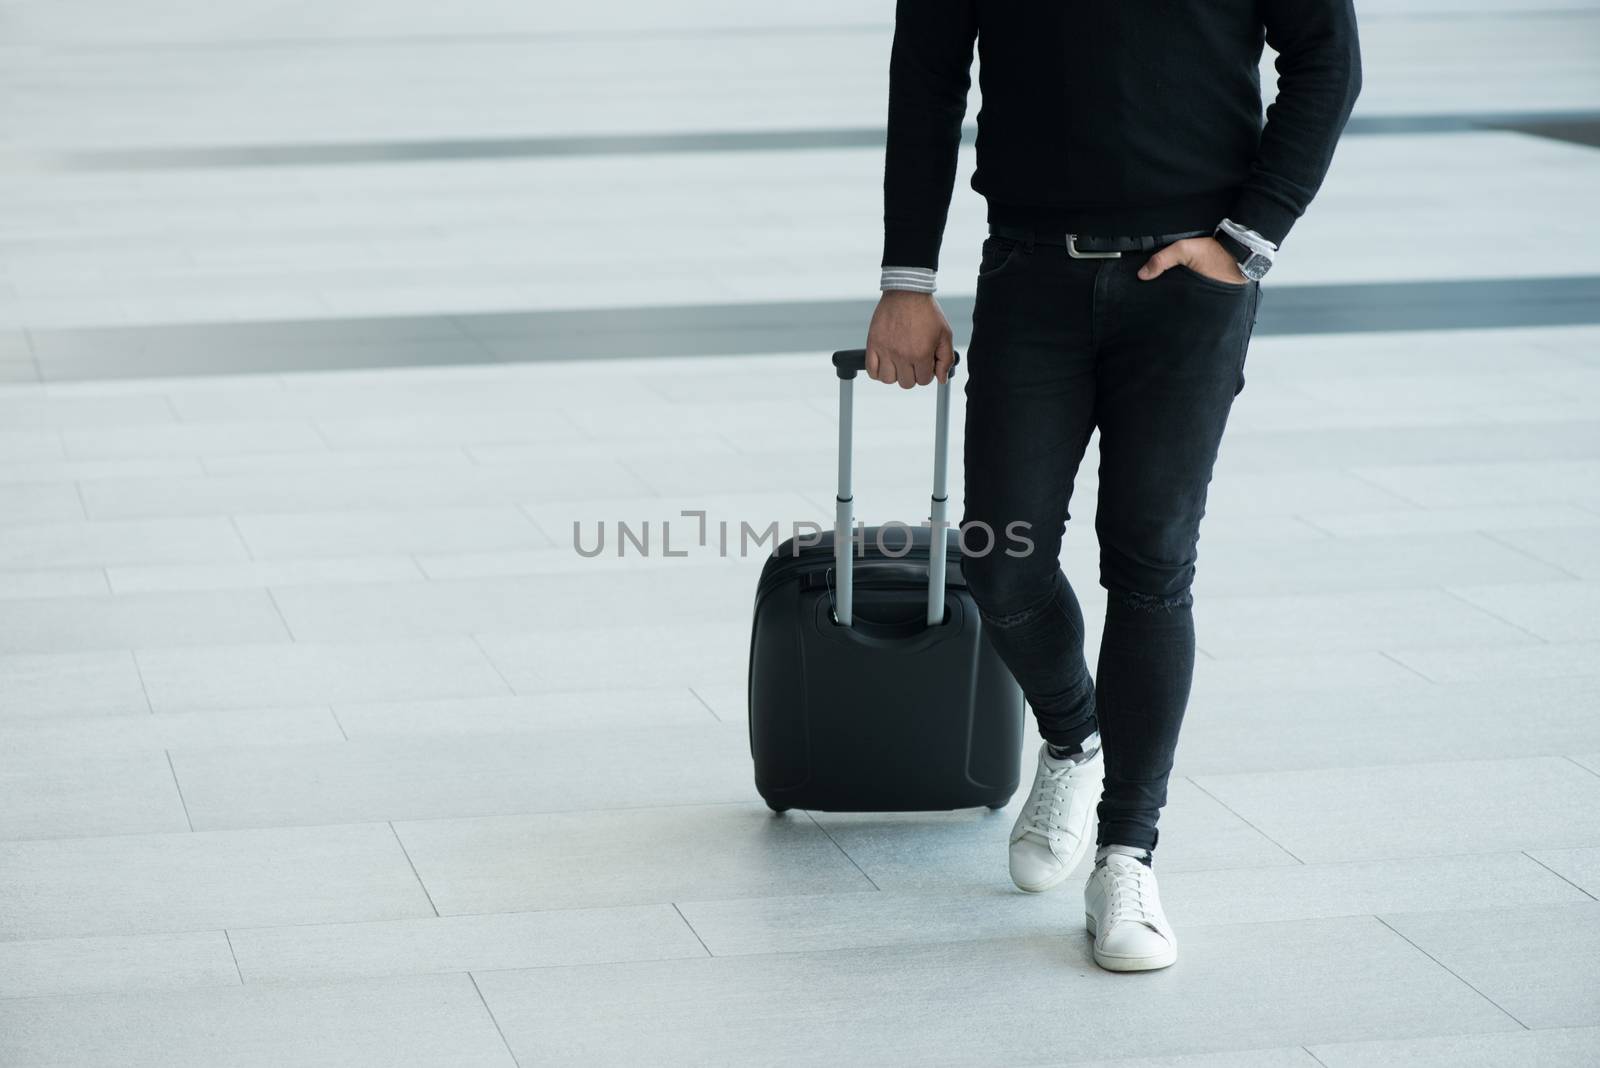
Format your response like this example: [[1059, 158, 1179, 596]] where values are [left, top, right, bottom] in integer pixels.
[[959, 228, 1260, 853]]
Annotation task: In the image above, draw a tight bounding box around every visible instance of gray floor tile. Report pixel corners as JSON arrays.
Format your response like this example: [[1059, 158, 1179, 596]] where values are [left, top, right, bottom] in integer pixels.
[[170, 723, 752, 829], [0, 457, 206, 485], [0, 706, 342, 756], [315, 409, 585, 448], [1189, 649, 1431, 694], [1193, 756, 1600, 863], [1485, 525, 1600, 579], [135, 638, 509, 711], [474, 916, 1513, 1066], [812, 778, 1298, 891], [620, 446, 848, 496], [0, 931, 238, 998], [332, 688, 715, 737], [1389, 641, 1600, 684], [229, 903, 705, 984], [1174, 675, 1600, 776], [0, 589, 288, 655], [1308, 1026, 1600, 1067], [0, 974, 516, 1068], [174, 379, 653, 425], [1448, 580, 1600, 642], [679, 851, 1581, 958], [60, 420, 326, 459], [268, 565, 751, 641], [1194, 589, 1535, 658], [476, 621, 750, 693], [0, 748, 188, 841], [1299, 504, 1600, 539], [0, 569, 108, 599], [0, 650, 149, 719], [1288, 371, 1567, 412], [0, 393, 175, 431], [394, 803, 874, 915], [1352, 459, 1600, 510], [0, 517, 247, 570], [1060, 1051, 1321, 1068], [470, 431, 737, 464], [78, 462, 648, 519], [1381, 901, 1600, 1028], [0, 485, 85, 528], [0, 431, 63, 463], [1191, 532, 1569, 597], [1220, 420, 1600, 474], [410, 546, 585, 580], [1203, 471, 1416, 519], [688, 682, 743, 722], [0, 824, 434, 940], [106, 555, 422, 593], [233, 507, 548, 559], [1527, 844, 1600, 897], [1157, 851, 1587, 927], [677, 887, 1058, 958], [200, 446, 478, 475]]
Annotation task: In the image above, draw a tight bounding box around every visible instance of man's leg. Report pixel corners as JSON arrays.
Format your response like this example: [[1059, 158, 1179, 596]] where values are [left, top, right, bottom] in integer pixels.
[[1077, 255, 1259, 973], [960, 237, 1100, 750], [1090, 258, 1261, 855], [960, 237, 1108, 895]]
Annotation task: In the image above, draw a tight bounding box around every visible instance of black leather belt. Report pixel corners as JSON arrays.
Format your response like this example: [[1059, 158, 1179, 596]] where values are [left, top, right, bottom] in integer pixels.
[[989, 224, 1211, 258]]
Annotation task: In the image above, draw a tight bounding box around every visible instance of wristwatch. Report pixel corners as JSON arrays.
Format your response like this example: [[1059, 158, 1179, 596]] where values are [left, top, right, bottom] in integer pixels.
[[1214, 218, 1276, 282]]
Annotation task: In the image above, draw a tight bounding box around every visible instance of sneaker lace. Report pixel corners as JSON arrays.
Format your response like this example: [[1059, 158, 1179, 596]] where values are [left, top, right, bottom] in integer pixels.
[[1103, 861, 1158, 929], [1019, 764, 1075, 841]]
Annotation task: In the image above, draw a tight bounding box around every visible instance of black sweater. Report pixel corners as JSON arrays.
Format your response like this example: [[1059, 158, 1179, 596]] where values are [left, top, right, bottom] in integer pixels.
[[882, 0, 1362, 270]]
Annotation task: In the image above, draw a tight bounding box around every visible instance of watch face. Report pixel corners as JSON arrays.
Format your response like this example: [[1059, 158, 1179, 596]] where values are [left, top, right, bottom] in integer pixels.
[[1243, 254, 1271, 281]]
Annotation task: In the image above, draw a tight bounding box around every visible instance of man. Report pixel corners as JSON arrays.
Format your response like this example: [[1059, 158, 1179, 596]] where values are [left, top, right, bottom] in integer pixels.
[[865, 1, 1360, 971]]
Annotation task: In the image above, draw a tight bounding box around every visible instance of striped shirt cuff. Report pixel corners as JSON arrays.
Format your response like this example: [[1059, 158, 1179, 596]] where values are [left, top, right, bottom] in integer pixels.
[[879, 266, 937, 294]]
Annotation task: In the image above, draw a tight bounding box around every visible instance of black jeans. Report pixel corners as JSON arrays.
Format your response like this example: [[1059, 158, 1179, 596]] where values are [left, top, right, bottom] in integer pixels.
[[960, 229, 1260, 853]]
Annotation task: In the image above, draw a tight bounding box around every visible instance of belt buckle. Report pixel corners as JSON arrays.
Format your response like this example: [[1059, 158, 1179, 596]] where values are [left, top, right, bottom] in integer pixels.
[[1066, 234, 1121, 259]]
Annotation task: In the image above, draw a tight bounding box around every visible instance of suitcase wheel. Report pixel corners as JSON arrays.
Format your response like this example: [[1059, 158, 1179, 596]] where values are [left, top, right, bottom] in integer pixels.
[[766, 803, 790, 814]]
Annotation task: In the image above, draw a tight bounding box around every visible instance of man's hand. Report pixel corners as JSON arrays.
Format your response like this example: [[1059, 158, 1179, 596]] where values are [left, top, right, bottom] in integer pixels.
[[865, 291, 957, 389], [1137, 237, 1248, 286]]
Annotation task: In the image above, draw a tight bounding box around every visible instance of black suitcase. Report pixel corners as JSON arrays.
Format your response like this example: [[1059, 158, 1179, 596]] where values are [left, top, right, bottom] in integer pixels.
[[747, 348, 1025, 813]]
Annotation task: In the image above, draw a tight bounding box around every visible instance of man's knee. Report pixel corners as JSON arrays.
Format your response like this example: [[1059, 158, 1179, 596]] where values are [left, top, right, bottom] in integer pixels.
[[963, 548, 1056, 627], [1105, 585, 1194, 615], [1099, 536, 1197, 609]]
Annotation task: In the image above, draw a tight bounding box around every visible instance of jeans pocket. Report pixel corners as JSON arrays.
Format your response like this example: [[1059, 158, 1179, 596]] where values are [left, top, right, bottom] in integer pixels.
[[1172, 262, 1249, 294], [977, 235, 1024, 280]]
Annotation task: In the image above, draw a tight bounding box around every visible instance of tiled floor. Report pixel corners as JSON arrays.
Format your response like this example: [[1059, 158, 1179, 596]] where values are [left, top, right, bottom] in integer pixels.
[[1, 1, 1599, 1065]]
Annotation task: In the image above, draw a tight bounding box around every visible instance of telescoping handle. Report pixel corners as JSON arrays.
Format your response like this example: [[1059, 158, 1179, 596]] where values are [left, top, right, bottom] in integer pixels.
[[829, 348, 960, 629]]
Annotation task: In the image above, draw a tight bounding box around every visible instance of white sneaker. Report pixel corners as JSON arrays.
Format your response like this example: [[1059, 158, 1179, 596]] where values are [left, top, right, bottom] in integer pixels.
[[1084, 848, 1178, 972], [1008, 739, 1103, 893]]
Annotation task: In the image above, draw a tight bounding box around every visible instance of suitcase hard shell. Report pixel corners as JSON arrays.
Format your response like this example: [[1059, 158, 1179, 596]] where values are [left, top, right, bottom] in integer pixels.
[[746, 349, 1025, 813]]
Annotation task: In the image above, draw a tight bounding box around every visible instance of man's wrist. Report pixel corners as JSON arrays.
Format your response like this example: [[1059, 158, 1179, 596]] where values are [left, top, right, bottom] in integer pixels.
[[1213, 219, 1277, 281], [880, 266, 937, 294]]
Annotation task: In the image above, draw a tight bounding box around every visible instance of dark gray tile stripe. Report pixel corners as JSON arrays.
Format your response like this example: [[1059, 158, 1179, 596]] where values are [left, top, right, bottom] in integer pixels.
[[34, 129, 894, 170], [1492, 117, 1600, 150], [22, 111, 1600, 171], [23, 275, 1600, 381]]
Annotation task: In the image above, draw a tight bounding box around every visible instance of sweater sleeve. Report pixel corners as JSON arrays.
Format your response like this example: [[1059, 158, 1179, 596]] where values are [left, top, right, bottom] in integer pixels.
[[1229, 0, 1363, 248], [881, 0, 978, 272]]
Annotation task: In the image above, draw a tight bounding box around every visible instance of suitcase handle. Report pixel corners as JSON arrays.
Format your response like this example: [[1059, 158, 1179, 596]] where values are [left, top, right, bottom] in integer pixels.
[[830, 347, 961, 629], [804, 555, 958, 593], [831, 349, 961, 380]]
